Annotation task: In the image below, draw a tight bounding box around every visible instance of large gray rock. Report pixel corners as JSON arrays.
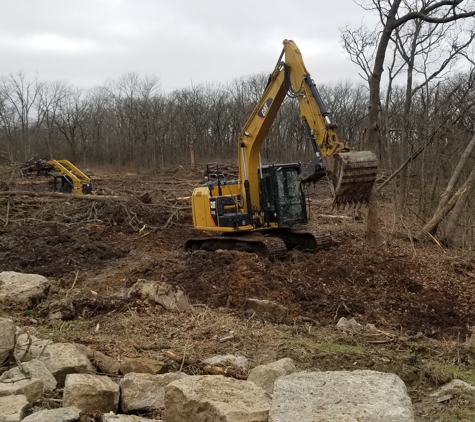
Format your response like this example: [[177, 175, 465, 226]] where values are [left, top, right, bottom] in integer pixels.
[[21, 406, 81, 422], [269, 370, 414, 422], [102, 415, 152, 422], [62, 374, 119, 414], [128, 280, 192, 312], [119, 358, 165, 375], [93, 351, 120, 375], [38, 343, 95, 386], [248, 358, 296, 394], [0, 272, 49, 307], [0, 359, 57, 393], [163, 375, 270, 422], [0, 318, 16, 365], [0, 395, 30, 422], [73, 343, 120, 375], [120, 372, 187, 413], [202, 355, 249, 372], [72, 343, 94, 359], [47, 298, 76, 321], [14, 334, 50, 362], [245, 299, 288, 322], [336, 317, 364, 332], [429, 379, 475, 396], [0, 378, 43, 405]]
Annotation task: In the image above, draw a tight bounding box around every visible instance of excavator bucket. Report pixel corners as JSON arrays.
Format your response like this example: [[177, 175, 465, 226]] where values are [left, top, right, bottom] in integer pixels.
[[324, 151, 378, 207]]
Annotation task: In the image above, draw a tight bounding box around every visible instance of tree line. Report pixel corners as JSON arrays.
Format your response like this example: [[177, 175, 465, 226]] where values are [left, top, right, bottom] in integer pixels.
[[0, 72, 343, 168]]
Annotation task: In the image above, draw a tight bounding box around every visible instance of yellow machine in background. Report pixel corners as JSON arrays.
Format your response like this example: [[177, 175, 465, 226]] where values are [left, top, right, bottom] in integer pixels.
[[186, 40, 378, 258], [23, 158, 93, 195], [45, 160, 93, 195]]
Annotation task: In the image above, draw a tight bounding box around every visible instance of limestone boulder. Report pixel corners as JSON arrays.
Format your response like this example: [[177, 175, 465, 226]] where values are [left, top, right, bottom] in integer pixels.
[[0, 318, 16, 364], [163, 375, 270, 422], [0, 272, 50, 307], [21, 406, 81, 422], [62, 374, 120, 414], [47, 298, 76, 321], [336, 317, 364, 332], [93, 351, 120, 375], [72, 343, 94, 359], [430, 379, 475, 396], [245, 299, 288, 322], [73, 343, 120, 375], [269, 370, 414, 422], [120, 372, 187, 413], [0, 395, 30, 422], [38, 343, 95, 386], [202, 355, 249, 372], [14, 334, 50, 362], [128, 280, 192, 312], [0, 377, 43, 405], [0, 359, 57, 393], [119, 358, 165, 375], [248, 358, 296, 394]]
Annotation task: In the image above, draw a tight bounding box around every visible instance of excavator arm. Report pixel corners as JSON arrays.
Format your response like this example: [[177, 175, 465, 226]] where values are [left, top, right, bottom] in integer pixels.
[[281, 40, 378, 205], [238, 39, 377, 214]]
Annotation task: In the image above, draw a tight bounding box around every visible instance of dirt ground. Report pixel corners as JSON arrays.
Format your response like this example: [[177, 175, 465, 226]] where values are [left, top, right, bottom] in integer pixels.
[[1, 164, 475, 421]]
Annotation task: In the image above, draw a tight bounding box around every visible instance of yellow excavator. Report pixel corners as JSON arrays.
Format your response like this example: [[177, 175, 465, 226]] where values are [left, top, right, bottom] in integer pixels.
[[45, 159, 92, 195], [186, 40, 377, 258], [23, 158, 93, 195]]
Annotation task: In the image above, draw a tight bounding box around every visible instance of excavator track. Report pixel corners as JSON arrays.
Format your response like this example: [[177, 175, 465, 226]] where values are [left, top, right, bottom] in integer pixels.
[[266, 228, 333, 251], [185, 234, 288, 260], [185, 229, 332, 260]]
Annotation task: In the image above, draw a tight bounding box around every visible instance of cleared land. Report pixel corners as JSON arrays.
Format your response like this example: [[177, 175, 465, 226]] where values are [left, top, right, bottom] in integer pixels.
[[1, 164, 475, 421]]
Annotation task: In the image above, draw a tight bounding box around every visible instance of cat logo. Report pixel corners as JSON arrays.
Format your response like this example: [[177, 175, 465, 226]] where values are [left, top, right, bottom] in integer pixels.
[[258, 98, 273, 120]]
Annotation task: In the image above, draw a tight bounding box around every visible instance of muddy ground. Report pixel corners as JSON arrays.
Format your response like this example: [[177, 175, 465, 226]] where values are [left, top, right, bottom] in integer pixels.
[[1, 164, 475, 421]]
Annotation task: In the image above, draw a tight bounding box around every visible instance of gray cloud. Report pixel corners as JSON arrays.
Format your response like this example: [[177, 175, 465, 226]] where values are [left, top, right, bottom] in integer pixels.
[[0, 0, 376, 91]]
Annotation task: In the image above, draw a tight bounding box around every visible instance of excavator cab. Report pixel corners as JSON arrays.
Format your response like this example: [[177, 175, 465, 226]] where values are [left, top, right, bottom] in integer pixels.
[[259, 164, 307, 227]]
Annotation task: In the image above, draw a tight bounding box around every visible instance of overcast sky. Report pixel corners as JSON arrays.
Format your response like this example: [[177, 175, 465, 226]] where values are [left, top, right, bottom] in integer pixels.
[[0, 0, 378, 92]]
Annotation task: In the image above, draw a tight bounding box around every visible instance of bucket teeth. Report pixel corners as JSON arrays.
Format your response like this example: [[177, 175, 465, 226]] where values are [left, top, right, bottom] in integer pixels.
[[326, 151, 378, 208]]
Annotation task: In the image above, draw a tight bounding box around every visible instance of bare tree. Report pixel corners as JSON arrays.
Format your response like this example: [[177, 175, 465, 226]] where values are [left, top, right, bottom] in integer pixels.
[[360, 0, 475, 155], [0, 72, 43, 160], [342, 0, 475, 245], [53, 89, 89, 161], [39, 81, 71, 158]]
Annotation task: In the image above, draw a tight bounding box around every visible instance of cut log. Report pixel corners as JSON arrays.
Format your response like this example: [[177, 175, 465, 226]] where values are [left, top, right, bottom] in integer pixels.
[[0, 191, 127, 201]]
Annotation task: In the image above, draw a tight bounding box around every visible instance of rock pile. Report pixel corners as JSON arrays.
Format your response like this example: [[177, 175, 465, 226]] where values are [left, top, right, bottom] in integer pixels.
[[0, 272, 417, 421], [0, 316, 416, 422]]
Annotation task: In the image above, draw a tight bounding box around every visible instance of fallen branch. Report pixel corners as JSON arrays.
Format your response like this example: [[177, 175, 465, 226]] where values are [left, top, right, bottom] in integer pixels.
[[0, 191, 128, 201], [317, 214, 354, 221]]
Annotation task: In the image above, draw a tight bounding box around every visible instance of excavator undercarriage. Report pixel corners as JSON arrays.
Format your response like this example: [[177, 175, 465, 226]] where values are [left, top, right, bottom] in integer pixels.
[[186, 230, 333, 260]]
